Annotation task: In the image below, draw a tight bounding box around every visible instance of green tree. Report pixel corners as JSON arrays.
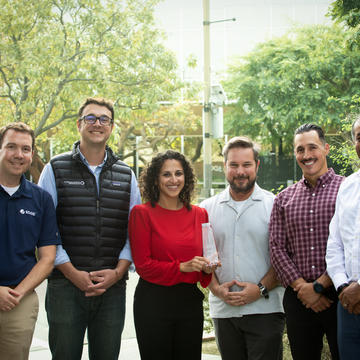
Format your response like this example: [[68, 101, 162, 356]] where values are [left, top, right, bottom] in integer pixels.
[[327, 1, 360, 171], [329, 0, 360, 48], [223, 24, 360, 155], [0, 0, 181, 181]]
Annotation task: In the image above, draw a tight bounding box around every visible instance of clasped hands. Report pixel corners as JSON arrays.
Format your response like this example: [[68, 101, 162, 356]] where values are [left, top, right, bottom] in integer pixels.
[[293, 282, 331, 313], [213, 280, 261, 306], [180, 256, 221, 274], [69, 268, 120, 297], [339, 282, 360, 314]]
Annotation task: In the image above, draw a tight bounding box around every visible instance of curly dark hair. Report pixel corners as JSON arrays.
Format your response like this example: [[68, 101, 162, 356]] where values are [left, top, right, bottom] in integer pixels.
[[140, 150, 196, 210]]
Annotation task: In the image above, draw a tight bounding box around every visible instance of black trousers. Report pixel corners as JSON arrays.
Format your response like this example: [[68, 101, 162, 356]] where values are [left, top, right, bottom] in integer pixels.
[[283, 286, 339, 360], [133, 278, 204, 360], [213, 313, 285, 360]]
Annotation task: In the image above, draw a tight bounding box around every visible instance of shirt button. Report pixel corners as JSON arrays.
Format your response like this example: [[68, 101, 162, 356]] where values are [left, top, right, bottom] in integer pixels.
[[322, 184, 326, 188], [312, 193, 316, 197], [310, 246, 314, 250], [309, 210, 314, 213], [310, 228, 314, 232], [311, 265, 315, 269]]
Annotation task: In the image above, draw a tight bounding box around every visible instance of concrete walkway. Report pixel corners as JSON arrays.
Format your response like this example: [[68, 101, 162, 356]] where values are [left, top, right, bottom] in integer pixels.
[[30, 272, 220, 360]]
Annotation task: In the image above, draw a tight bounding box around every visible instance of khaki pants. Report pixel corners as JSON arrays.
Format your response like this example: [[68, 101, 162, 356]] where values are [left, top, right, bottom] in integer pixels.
[[0, 290, 39, 360]]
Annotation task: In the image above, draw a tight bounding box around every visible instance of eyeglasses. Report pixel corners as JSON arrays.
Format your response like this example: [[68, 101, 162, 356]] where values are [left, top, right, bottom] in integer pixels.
[[80, 114, 113, 126]]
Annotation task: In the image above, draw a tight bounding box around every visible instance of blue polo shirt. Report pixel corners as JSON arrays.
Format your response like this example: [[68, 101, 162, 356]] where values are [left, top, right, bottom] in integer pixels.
[[0, 175, 61, 286]]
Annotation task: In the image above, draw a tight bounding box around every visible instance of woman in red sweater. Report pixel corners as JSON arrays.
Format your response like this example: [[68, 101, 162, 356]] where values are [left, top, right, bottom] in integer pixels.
[[129, 150, 216, 360]]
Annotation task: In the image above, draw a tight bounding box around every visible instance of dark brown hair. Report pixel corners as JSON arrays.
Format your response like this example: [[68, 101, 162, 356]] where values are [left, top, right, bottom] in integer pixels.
[[0, 122, 35, 150], [294, 123, 326, 145], [222, 136, 260, 163], [78, 97, 114, 121], [140, 150, 196, 210]]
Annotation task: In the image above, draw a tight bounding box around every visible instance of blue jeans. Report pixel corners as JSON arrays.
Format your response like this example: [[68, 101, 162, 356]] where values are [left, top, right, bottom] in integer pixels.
[[337, 302, 360, 360], [46, 277, 126, 360]]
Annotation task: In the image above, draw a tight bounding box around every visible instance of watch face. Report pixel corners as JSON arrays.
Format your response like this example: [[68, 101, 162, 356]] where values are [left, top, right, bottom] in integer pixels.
[[258, 283, 269, 298], [314, 282, 324, 294]]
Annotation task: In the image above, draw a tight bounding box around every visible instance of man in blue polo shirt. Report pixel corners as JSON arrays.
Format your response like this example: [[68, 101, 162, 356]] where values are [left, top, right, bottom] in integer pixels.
[[0, 122, 60, 360]]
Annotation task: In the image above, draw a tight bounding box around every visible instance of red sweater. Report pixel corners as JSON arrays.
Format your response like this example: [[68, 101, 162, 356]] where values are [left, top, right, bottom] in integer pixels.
[[129, 202, 211, 287]]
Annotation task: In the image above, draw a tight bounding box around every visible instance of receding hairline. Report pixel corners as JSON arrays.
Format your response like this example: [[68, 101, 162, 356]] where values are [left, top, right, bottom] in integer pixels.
[[294, 123, 326, 145], [293, 129, 326, 147], [223, 136, 260, 163]]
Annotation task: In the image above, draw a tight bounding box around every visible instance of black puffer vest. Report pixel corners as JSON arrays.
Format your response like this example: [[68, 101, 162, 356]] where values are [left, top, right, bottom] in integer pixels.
[[50, 142, 131, 277]]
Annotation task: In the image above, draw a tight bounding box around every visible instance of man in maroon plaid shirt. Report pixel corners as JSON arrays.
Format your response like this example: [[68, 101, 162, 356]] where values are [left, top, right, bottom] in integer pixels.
[[269, 123, 343, 360]]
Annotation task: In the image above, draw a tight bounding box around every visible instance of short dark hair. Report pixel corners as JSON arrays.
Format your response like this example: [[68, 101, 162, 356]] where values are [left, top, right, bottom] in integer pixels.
[[351, 115, 360, 141], [222, 136, 260, 163], [78, 97, 114, 121], [139, 150, 196, 210], [294, 123, 326, 144], [0, 122, 35, 150]]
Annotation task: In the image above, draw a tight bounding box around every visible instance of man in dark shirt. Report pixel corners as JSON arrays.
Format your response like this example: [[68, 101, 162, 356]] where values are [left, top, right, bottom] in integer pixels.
[[269, 123, 343, 360], [0, 122, 59, 360]]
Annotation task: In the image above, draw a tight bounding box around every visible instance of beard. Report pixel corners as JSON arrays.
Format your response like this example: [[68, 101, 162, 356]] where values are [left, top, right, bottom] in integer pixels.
[[228, 175, 256, 194]]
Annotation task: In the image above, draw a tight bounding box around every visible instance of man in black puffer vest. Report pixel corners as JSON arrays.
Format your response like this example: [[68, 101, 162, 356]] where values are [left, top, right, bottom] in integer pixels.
[[38, 98, 141, 360]]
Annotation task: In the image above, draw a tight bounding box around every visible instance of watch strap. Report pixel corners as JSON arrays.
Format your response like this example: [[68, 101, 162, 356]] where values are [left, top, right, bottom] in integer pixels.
[[337, 283, 349, 296], [257, 282, 269, 299]]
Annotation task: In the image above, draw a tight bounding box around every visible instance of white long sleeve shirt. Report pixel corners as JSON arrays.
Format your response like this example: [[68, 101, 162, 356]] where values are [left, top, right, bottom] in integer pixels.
[[326, 170, 360, 289]]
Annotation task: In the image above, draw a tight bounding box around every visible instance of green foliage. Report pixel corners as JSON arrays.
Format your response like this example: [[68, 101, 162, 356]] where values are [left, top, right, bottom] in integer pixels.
[[330, 96, 360, 173], [329, 0, 360, 49], [223, 24, 360, 155], [270, 184, 285, 196], [329, 0, 360, 27], [0, 0, 182, 163]]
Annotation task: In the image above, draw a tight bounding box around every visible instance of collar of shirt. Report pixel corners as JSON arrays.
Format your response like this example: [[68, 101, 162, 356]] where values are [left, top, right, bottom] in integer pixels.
[[0, 175, 32, 199], [219, 183, 264, 204], [76, 144, 108, 190], [301, 168, 335, 189], [77, 146, 108, 172]]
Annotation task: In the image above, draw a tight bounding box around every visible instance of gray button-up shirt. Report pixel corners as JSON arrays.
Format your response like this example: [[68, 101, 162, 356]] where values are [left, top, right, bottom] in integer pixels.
[[200, 184, 284, 318]]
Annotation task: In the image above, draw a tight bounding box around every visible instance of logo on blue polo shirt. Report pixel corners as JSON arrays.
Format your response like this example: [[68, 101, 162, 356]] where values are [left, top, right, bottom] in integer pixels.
[[19, 209, 36, 216]]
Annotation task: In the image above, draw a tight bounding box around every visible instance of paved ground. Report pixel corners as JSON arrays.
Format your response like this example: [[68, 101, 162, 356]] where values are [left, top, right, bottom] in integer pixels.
[[29, 272, 220, 359]]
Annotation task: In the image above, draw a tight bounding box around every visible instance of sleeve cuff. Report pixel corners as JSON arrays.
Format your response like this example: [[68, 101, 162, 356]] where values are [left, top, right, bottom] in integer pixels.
[[332, 273, 350, 290]]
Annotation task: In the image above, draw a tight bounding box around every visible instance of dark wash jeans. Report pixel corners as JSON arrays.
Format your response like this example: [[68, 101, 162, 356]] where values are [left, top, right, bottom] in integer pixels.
[[46, 277, 126, 360], [337, 301, 360, 360]]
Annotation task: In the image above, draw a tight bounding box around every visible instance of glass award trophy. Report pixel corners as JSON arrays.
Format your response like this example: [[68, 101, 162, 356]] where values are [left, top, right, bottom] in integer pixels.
[[202, 223, 219, 266]]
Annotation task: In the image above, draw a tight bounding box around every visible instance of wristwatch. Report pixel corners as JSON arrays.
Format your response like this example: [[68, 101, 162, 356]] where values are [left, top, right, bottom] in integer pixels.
[[313, 280, 325, 294], [257, 282, 269, 299], [337, 283, 349, 296]]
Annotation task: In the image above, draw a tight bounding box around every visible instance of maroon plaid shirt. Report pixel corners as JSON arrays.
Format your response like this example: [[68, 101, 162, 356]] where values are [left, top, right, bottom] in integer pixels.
[[269, 168, 344, 288]]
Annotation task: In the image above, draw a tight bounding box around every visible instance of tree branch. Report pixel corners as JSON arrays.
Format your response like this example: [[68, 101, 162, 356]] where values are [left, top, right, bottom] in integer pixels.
[[0, 68, 16, 105], [35, 111, 77, 136]]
